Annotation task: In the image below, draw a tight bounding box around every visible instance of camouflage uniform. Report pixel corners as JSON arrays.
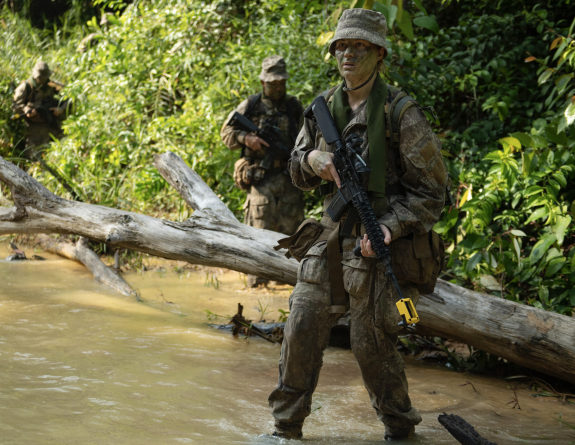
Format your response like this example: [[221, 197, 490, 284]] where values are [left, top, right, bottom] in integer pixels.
[[267, 9, 447, 439], [12, 61, 65, 160], [221, 92, 305, 235]]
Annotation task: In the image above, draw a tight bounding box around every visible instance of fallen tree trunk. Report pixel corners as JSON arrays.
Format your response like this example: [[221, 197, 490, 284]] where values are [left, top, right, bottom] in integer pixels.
[[35, 235, 139, 299], [1, 152, 575, 384]]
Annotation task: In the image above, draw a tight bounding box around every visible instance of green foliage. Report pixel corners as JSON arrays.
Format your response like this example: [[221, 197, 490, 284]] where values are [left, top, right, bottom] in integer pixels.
[[0, 0, 334, 219], [381, 1, 575, 312], [2, 0, 575, 315]]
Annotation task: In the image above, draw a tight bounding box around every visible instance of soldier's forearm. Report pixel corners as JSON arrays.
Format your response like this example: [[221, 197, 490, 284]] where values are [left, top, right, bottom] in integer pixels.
[[301, 150, 318, 176]]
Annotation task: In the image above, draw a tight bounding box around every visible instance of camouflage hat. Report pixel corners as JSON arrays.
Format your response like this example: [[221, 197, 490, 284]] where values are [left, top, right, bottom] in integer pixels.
[[259, 55, 289, 82], [32, 61, 51, 79], [329, 9, 388, 57]]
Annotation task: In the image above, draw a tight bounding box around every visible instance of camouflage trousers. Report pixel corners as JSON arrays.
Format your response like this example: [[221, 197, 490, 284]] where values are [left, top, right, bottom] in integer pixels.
[[22, 122, 62, 160], [244, 170, 305, 236], [268, 237, 422, 436]]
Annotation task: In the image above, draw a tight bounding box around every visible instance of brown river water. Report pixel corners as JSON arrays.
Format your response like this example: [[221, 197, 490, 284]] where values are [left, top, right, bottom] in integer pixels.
[[1, 243, 574, 444]]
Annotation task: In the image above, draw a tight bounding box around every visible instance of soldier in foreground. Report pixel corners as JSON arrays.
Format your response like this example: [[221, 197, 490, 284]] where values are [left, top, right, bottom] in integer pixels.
[[268, 9, 447, 440], [12, 61, 67, 160], [221, 56, 305, 287]]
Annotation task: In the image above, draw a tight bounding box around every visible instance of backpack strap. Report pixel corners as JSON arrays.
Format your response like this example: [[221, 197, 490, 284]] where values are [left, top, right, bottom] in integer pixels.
[[320, 85, 338, 102], [25, 80, 35, 104], [391, 94, 419, 135], [244, 92, 262, 118]]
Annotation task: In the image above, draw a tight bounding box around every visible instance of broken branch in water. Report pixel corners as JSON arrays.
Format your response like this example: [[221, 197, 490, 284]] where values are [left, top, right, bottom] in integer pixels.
[[507, 390, 521, 410], [231, 303, 276, 344], [438, 413, 498, 445], [460, 381, 479, 394]]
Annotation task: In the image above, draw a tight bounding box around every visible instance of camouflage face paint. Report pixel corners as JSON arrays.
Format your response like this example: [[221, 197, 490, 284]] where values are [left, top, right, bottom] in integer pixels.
[[263, 80, 287, 102], [335, 39, 379, 82]]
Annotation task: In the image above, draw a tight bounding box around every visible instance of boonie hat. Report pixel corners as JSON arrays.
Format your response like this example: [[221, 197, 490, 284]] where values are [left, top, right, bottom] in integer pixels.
[[259, 55, 289, 82], [329, 9, 388, 57], [32, 61, 51, 79]]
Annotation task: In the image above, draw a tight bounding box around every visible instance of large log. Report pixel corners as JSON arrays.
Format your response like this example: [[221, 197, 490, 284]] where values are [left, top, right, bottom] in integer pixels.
[[1, 153, 575, 384]]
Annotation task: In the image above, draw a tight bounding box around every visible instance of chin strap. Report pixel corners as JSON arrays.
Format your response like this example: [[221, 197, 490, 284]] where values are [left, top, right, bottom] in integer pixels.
[[342, 68, 378, 92]]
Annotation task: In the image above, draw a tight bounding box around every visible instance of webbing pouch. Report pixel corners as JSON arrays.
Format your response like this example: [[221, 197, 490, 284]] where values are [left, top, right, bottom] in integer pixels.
[[391, 230, 445, 295], [274, 218, 323, 262]]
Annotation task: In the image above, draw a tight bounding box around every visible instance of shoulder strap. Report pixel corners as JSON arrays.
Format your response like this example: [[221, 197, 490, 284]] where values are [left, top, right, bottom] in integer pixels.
[[25, 80, 34, 104], [391, 94, 418, 135], [244, 92, 262, 118], [285, 95, 303, 144], [320, 85, 338, 102]]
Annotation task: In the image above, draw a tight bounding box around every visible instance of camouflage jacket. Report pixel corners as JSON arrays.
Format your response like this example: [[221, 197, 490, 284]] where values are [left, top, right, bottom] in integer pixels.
[[220, 93, 303, 159], [289, 85, 447, 241], [12, 78, 61, 121]]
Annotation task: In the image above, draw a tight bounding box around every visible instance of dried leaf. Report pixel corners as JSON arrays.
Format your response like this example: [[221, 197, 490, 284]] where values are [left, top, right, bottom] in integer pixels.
[[524, 56, 537, 62], [550, 37, 563, 50]]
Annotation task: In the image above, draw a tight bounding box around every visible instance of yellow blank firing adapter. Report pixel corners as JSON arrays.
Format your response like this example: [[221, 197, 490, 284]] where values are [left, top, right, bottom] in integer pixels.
[[396, 298, 420, 325]]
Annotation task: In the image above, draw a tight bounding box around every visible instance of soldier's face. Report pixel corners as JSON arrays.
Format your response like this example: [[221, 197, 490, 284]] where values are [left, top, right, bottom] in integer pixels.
[[335, 39, 383, 80], [262, 80, 286, 101], [34, 75, 49, 85]]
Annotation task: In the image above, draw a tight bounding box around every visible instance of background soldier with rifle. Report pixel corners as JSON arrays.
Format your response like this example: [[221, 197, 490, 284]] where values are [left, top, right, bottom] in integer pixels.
[[221, 55, 305, 287], [12, 61, 68, 161], [267, 9, 447, 440]]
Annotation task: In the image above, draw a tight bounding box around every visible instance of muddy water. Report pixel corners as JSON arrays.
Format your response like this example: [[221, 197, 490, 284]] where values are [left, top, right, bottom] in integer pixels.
[[1, 244, 574, 444]]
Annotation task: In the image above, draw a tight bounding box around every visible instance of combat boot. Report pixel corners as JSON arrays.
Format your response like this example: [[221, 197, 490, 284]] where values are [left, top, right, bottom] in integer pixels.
[[384, 425, 415, 441]]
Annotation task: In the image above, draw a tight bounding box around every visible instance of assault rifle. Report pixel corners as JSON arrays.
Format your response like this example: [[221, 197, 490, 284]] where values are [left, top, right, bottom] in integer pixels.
[[11, 98, 62, 125], [304, 95, 419, 329], [228, 112, 291, 170]]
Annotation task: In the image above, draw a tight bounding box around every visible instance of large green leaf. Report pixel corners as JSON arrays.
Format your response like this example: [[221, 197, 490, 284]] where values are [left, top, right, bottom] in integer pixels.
[[556, 74, 573, 94], [553, 215, 572, 246], [413, 16, 439, 34], [545, 126, 569, 146], [538, 69, 554, 85], [466, 252, 482, 272], [529, 234, 557, 265], [546, 257, 566, 277], [522, 152, 535, 176], [397, 10, 413, 40], [511, 132, 534, 148], [565, 103, 575, 126], [373, 3, 397, 29], [411, 0, 427, 15], [497, 101, 508, 120], [525, 206, 549, 224]]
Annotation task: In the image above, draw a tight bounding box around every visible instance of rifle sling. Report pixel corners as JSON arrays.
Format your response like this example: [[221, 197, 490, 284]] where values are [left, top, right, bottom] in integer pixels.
[[340, 206, 358, 238], [327, 222, 348, 314]]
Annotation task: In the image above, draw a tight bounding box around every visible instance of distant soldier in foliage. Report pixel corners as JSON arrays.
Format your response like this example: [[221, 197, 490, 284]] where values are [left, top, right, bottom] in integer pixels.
[[221, 55, 305, 287], [12, 61, 68, 160]]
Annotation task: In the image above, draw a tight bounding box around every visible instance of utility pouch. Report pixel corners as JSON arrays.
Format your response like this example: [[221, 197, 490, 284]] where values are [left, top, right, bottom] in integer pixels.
[[233, 158, 265, 190], [391, 230, 444, 295], [274, 218, 323, 262]]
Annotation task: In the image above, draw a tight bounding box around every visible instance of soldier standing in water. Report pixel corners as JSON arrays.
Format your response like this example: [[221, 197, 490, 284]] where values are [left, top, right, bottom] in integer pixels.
[[267, 9, 447, 440]]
